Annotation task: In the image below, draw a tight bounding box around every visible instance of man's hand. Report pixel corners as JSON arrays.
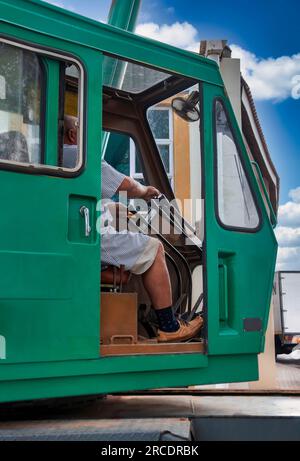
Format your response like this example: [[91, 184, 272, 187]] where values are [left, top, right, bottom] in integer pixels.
[[118, 176, 160, 200], [141, 185, 160, 201]]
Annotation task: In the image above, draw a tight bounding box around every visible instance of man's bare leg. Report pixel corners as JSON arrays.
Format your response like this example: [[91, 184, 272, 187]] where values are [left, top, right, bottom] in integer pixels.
[[142, 242, 172, 310], [142, 241, 203, 342]]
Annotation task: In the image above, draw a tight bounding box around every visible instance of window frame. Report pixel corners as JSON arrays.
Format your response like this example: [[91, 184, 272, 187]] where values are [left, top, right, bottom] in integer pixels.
[[102, 50, 199, 203], [103, 128, 133, 178], [0, 36, 86, 177], [148, 106, 174, 184], [213, 97, 262, 233], [130, 106, 174, 187]]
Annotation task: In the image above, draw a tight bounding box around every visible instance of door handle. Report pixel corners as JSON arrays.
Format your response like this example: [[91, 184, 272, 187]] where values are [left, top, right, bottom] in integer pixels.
[[80, 206, 92, 237]]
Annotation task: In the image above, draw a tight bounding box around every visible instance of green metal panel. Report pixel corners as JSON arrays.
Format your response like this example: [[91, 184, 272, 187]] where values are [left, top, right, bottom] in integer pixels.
[[0, 33, 103, 365], [202, 82, 278, 356], [103, 0, 141, 154], [103, 0, 141, 151], [43, 58, 60, 166], [0, 0, 222, 87], [0, 354, 257, 403], [107, 0, 141, 32]]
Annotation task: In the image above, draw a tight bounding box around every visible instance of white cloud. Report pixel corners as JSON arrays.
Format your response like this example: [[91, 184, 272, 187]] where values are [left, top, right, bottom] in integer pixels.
[[277, 189, 300, 237], [275, 226, 300, 247], [137, 23, 300, 101], [276, 188, 300, 270], [231, 44, 300, 102], [289, 187, 300, 203], [278, 201, 300, 228], [276, 247, 300, 271], [136, 22, 199, 52]]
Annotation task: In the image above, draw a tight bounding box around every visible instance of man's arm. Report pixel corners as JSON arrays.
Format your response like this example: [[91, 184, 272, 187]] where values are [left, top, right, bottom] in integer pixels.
[[117, 176, 160, 201]]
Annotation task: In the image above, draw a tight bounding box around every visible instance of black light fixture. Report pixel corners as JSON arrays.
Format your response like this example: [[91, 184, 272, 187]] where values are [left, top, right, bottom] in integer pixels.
[[171, 90, 201, 122]]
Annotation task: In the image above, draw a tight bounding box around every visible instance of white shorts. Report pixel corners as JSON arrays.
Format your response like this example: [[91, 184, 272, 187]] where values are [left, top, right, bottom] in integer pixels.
[[101, 230, 160, 275]]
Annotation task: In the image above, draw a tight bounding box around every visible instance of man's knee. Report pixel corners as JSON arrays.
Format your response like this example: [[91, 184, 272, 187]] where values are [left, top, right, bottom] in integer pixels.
[[143, 241, 166, 275], [155, 241, 165, 261]]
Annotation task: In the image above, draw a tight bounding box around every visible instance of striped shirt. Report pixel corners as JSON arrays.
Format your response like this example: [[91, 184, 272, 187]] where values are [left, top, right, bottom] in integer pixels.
[[101, 160, 126, 231], [101, 160, 126, 199], [100, 161, 152, 272]]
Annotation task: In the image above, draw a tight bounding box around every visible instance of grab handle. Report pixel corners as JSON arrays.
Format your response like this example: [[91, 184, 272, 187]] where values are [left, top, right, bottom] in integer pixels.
[[80, 206, 92, 237]]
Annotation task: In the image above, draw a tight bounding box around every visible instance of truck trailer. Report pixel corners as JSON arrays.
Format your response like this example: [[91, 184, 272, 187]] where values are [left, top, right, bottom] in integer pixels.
[[274, 271, 300, 354]]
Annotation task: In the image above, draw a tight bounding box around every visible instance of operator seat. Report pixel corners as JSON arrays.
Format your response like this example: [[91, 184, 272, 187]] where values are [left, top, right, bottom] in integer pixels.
[[0, 131, 30, 163], [101, 265, 131, 291]]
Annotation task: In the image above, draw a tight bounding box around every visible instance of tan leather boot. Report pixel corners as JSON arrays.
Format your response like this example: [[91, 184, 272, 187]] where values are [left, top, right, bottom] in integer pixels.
[[157, 316, 204, 343]]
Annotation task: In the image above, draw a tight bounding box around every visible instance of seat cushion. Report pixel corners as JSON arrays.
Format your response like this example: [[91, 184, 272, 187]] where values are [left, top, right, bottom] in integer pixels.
[[101, 265, 130, 285]]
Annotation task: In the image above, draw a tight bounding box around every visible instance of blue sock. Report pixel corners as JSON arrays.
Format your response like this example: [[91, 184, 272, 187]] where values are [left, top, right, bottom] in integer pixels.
[[156, 306, 179, 332]]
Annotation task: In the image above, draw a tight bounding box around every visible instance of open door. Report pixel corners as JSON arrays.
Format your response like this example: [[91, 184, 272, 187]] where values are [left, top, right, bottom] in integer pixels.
[[0, 36, 102, 364], [203, 83, 278, 357]]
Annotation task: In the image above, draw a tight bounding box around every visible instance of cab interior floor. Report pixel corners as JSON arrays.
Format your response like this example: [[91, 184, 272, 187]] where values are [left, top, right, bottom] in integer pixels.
[[100, 337, 205, 356]]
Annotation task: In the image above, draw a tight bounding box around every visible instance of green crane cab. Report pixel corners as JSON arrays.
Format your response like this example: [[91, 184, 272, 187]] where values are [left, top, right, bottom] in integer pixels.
[[0, 0, 277, 404]]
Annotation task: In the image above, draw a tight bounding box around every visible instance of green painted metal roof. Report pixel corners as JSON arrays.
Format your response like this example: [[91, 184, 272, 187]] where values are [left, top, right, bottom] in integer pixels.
[[0, 0, 224, 88]]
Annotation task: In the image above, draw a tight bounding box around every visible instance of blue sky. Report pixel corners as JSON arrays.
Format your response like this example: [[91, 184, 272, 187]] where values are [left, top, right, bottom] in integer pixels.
[[44, 0, 300, 269]]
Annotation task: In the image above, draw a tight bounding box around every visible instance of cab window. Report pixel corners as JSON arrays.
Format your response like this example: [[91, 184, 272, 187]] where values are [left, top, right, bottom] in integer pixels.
[[0, 41, 43, 164], [215, 100, 260, 230], [0, 40, 82, 172], [146, 107, 173, 185]]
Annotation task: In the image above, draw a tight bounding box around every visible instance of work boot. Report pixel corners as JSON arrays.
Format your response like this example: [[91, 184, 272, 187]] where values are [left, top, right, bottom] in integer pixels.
[[277, 346, 300, 365], [157, 316, 203, 343]]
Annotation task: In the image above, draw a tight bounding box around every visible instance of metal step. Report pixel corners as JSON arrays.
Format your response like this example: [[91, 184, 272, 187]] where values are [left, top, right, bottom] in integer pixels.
[[0, 395, 299, 441], [191, 417, 300, 441], [0, 418, 191, 441]]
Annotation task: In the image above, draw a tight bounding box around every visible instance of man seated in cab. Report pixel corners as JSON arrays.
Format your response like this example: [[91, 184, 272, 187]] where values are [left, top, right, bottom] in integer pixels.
[[63, 116, 203, 343]]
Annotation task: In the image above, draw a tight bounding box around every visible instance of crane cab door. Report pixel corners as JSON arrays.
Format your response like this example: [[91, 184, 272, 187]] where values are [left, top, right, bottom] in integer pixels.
[[0, 35, 102, 364], [203, 83, 278, 358]]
